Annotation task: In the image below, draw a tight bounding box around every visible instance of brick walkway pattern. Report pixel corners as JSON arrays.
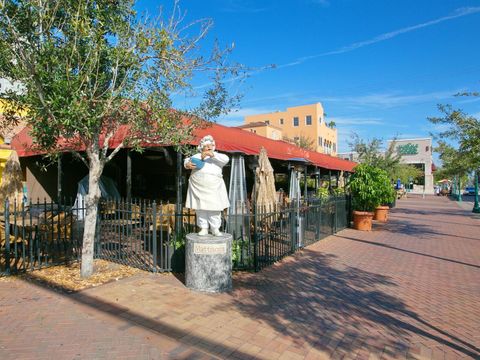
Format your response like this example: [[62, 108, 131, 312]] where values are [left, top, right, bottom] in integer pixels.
[[1, 195, 479, 359]]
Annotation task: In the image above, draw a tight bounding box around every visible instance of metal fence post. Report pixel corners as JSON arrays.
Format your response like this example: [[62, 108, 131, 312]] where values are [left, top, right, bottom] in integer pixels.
[[334, 195, 338, 234], [291, 206, 296, 254], [4, 199, 10, 275], [152, 201, 157, 273], [253, 205, 258, 272], [95, 201, 101, 259]]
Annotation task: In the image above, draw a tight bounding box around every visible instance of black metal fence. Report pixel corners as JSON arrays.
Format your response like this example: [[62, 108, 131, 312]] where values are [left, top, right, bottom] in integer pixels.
[[0, 199, 84, 276], [1, 195, 351, 276], [96, 199, 195, 273], [252, 195, 351, 271]]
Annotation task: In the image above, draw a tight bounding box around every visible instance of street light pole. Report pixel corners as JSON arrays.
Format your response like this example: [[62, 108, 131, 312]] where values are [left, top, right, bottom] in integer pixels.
[[473, 170, 480, 214]]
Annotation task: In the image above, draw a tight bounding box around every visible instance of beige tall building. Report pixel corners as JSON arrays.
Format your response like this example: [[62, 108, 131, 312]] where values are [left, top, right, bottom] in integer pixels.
[[241, 103, 337, 155]]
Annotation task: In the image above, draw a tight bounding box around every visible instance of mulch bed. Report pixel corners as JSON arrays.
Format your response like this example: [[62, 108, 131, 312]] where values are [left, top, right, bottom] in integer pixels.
[[0, 260, 145, 293]]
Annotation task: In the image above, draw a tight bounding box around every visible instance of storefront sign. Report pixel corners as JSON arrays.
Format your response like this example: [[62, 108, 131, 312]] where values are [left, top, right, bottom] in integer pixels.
[[397, 143, 418, 155]]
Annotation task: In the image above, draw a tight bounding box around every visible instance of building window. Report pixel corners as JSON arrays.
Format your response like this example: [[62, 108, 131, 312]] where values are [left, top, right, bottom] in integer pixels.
[[294, 136, 299, 142], [333, 143, 336, 152], [318, 136, 323, 146], [319, 116, 323, 124], [293, 117, 299, 127], [280, 118, 284, 125], [306, 115, 312, 125], [425, 146, 429, 152]]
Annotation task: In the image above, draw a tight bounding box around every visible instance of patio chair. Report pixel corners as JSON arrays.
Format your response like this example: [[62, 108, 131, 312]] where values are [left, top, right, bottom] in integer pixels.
[[181, 208, 196, 232], [0, 224, 26, 248], [101, 201, 117, 217], [146, 203, 176, 235], [39, 211, 75, 242]]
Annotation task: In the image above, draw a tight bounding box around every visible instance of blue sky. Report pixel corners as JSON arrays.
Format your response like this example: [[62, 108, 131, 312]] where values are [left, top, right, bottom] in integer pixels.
[[136, 0, 480, 154]]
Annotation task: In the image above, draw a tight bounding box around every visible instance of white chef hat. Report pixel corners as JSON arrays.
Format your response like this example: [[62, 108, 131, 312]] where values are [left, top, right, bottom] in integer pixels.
[[198, 135, 216, 152]]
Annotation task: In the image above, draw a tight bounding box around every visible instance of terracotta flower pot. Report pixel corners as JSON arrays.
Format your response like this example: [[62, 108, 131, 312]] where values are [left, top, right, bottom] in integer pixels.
[[353, 211, 374, 231], [373, 206, 389, 222]]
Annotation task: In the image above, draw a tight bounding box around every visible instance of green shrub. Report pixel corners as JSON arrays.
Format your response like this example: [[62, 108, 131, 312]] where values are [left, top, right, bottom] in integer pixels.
[[317, 187, 330, 200], [348, 164, 394, 212]]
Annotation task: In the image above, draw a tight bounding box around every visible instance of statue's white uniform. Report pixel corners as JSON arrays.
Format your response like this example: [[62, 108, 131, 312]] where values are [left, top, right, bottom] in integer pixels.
[[184, 152, 230, 230]]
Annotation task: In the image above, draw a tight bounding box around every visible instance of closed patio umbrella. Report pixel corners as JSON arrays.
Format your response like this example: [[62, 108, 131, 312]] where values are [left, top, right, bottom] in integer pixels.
[[0, 151, 23, 209], [254, 148, 277, 213]]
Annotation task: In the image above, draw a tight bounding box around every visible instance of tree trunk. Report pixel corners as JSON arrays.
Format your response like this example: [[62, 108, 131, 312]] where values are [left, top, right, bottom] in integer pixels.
[[80, 152, 103, 278]]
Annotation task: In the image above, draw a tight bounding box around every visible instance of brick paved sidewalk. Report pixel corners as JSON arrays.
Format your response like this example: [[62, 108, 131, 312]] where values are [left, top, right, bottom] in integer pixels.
[[1, 195, 479, 359]]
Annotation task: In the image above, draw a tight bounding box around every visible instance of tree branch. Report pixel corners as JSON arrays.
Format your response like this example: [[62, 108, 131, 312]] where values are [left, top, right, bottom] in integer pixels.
[[105, 142, 124, 164]]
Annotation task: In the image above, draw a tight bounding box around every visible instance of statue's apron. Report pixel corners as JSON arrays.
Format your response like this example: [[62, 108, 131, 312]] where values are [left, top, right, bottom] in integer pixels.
[[185, 171, 230, 211]]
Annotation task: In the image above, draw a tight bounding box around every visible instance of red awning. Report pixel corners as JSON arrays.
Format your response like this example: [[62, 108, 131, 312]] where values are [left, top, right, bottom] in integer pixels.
[[11, 122, 357, 172], [193, 123, 356, 171]]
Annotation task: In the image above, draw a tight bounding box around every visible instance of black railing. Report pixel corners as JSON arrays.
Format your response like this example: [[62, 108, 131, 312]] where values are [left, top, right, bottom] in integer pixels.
[[1, 195, 351, 276], [96, 199, 194, 273], [252, 195, 350, 271], [1, 199, 83, 275]]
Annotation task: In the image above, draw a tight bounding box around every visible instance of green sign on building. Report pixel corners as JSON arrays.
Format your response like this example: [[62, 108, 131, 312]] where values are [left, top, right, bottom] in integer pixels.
[[397, 143, 418, 155]]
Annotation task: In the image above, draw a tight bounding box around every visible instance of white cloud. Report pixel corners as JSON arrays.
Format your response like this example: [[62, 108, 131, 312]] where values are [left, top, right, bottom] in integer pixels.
[[223, 107, 278, 119], [396, 135, 426, 142], [457, 96, 480, 104], [323, 90, 458, 108], [218, 118, 245, 126], [217, 106, 278, 126], [241, 89, 459, 112], [275, 7, 480, 69], [329, 116, 385, 126], [427, 123, 452, 133]]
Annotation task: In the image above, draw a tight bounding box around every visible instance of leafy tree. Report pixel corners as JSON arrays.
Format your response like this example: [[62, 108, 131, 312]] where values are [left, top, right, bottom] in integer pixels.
[[428, 103, 480, 171], [348, 133, 401, 179], [283, 135, 315, 151], [393, 164, 424, 185], [429, 95, 479, 209], [327, 120, 336, 128], [0, 0, 243, 277], [433, 141, 471, 193]]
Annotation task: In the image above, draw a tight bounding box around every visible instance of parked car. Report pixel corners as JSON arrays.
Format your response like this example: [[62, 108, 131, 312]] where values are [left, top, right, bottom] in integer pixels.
[[463, 187, 477, 195]]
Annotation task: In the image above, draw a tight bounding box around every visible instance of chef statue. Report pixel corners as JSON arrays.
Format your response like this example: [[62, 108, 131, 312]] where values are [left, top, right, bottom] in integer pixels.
[[184, 135, 230, 236]]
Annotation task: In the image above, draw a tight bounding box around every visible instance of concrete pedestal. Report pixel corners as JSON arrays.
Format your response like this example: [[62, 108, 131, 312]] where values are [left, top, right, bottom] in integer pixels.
[[185, 233, 232, 293]]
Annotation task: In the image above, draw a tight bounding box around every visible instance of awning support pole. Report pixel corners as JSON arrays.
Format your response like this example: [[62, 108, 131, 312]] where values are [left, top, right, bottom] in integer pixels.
[[126, 149, 132, 201], [304, 165, 308, 203], [57, 154, 62, 202], [176, 150, 183, 238]]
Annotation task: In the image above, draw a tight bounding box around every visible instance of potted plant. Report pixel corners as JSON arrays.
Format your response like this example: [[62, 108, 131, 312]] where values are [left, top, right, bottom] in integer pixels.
[[373, 172, 396, 222], [347, 164, 387, 231]]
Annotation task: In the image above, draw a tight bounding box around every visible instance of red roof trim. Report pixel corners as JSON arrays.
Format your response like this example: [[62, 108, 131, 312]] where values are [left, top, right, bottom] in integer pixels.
[[11, 122, 357, 172]]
